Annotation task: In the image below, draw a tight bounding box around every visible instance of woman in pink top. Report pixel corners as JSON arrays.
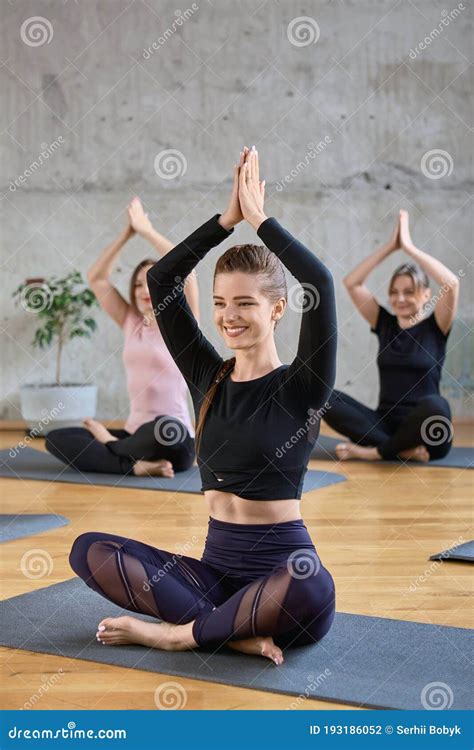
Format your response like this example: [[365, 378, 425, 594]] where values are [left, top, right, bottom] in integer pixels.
[[45, 198, 196, 478]]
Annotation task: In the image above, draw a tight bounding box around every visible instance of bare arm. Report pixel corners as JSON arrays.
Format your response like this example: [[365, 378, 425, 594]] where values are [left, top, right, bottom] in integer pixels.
[[343, 217, 400, 328], [128, 197, 201, 322], [87, 224, 133, 328], [399, 210, 459, 335]]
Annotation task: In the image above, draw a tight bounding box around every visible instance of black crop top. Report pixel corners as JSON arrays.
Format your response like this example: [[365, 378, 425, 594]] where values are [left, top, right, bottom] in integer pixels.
[[147, 214, 337, 500], [371, 304, 450, 412]]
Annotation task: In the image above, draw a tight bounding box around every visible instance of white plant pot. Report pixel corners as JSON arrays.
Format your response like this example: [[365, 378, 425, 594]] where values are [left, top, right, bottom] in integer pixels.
[[19, 384, 98, 435]]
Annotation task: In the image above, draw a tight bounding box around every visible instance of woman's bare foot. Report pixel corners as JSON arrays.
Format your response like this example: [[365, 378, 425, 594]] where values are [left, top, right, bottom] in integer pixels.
[[228, 636, 284, 665], [335, 442, 381, 461], [133, 459, 175, 478], [96, 615, 196, 650], [83, 418, 116, 444], [398, 444, 430, 462]]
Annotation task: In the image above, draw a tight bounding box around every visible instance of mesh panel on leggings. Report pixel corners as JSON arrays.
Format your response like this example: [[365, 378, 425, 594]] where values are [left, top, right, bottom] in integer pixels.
[[232, 567, 294, 640], [86, 540, 161, 618]]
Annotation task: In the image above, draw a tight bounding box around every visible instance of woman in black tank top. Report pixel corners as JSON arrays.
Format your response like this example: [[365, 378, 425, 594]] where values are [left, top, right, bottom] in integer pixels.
[[324, 210, 460, 462]]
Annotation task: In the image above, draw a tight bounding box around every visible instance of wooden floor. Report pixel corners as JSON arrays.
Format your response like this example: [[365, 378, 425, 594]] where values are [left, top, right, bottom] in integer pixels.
[[1, 424, 472, 711]]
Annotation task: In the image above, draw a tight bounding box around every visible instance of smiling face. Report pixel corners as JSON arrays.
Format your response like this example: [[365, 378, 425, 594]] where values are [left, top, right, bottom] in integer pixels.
[[389, 273, 431, 319], [213, 271, 286, 350], [133, 264, 154, 315]]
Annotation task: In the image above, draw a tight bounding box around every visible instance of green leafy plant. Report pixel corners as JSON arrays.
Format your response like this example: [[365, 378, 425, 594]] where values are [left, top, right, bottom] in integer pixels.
[[13, 270, 98, 385]]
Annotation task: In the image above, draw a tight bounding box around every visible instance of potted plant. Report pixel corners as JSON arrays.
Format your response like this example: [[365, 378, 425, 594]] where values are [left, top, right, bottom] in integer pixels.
[[13, 271, 99, 435]]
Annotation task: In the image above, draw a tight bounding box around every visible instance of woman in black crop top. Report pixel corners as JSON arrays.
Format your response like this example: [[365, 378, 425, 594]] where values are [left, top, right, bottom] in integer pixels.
[[323, 210, 459, 463], [69, 147, 337, 665]]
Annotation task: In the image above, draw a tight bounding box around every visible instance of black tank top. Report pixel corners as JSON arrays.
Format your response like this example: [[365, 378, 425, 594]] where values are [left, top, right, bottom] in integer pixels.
[[370, 305, 450, 412]]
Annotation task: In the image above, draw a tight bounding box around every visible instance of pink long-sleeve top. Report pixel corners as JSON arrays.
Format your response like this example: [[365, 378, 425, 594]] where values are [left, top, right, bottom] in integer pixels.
[[121, 307, 195, 437]]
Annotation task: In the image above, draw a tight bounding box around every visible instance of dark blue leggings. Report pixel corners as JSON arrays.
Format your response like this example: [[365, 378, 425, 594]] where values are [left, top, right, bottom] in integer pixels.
[[69, 518, 336, 650], [45, 416, 195, 474], [324, 391, 452, 460]]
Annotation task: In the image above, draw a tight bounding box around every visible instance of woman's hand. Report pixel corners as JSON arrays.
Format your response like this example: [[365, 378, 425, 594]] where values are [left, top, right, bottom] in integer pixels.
[[399, 209, 415, 253], [128, 197, 153, 237], [238, 146, 267, 231], [219, 149, 247, 230], [387, 213, 400, 253]]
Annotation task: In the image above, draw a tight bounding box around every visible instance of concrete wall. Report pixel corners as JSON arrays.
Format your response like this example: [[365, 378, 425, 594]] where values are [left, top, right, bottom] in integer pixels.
[[1, 0, 472, 422]]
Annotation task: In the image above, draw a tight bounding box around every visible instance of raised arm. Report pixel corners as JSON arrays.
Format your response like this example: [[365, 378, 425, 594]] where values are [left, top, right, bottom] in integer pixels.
[[87, 220, 134, 328], [146, 216, 235, 397], [146, 152, 248, 395], [342, 216, 400, 328], [128, 197, 200, 321], [239, 147, 337, 409], [399, 209, 459, 335]]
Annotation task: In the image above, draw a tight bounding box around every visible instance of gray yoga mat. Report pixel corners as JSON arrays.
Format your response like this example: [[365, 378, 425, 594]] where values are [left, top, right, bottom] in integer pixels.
[[430, 540, 474, 563], [0, 447, 345, 494], [0, 514, 69, 543], [312, 434, 474, 468], [0, 577, 471, 710]]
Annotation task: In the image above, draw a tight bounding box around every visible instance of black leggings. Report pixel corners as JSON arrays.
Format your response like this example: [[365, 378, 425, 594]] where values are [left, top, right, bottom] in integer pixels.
[[69, 519, 336, 650], [324, 390, 453, 460], [45, 416, 195, 474]]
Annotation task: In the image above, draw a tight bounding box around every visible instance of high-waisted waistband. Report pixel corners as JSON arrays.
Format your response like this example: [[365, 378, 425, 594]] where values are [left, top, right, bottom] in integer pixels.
[[201, 516, 318, 579]]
